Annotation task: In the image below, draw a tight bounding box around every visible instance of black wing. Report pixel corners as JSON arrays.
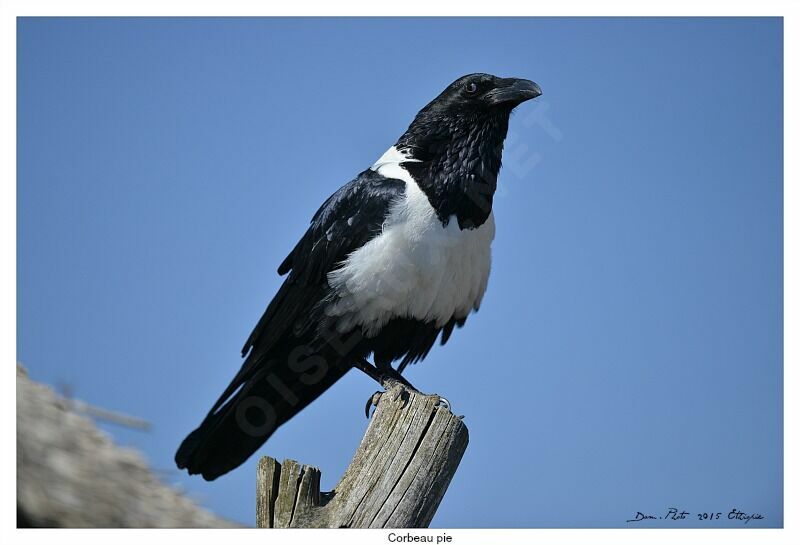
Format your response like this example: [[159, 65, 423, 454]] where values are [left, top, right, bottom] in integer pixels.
[[208, 169, 405, 415]]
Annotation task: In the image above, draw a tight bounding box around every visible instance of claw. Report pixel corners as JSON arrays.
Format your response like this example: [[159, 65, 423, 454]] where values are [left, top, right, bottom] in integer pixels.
[[396, 387, 411, 408], [436, 396, 451, 412], [364, 391, 383, 418]]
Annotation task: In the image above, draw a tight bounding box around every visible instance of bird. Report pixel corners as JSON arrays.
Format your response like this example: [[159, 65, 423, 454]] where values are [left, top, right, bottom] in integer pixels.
[[175, 73, 542, 480]]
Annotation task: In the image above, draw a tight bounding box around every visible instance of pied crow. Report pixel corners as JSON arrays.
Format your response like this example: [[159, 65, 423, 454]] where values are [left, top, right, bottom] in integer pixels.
[[176, 73, 542, 480]]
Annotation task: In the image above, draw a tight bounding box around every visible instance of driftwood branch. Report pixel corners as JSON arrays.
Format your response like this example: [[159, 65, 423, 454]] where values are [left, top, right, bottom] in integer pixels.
[[256, 384, 469, 528]]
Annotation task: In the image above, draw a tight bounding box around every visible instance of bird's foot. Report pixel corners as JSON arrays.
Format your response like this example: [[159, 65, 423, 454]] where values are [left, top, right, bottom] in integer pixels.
[[357, 358, 457, 418], [378, 367, 417, 392], [364, 391, 384, 418], [380, 370, 455, 414], [364, 377, 412, 418], [363, 378, 458, 419], [363, 371, 416, 418], [434, 395, 462, 418], [365, 389, 458, 418]]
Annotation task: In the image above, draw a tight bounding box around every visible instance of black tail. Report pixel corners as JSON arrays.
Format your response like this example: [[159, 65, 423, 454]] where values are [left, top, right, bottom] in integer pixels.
[[175, 345, 352, 481]]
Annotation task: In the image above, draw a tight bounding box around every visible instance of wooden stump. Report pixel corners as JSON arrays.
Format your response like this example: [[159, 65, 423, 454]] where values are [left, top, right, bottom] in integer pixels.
[[256, 383, 469, 528]]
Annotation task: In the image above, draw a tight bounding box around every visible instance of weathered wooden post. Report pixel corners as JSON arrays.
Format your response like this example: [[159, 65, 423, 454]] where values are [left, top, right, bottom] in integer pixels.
[[256, 383, 469, 528]]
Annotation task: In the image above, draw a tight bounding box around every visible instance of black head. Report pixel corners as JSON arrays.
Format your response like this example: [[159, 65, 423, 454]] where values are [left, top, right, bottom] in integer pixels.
[[397, 73, 541, 229], [399, 74, 541, 151], [417, 73, 541, 116]]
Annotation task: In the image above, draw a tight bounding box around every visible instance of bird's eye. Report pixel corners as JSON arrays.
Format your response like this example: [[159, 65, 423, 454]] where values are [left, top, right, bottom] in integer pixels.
[[464, 82, 479, 95]]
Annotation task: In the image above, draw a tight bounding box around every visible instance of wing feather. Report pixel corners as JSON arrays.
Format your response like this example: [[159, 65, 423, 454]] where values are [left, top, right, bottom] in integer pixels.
[[207, 170, 405, 417]]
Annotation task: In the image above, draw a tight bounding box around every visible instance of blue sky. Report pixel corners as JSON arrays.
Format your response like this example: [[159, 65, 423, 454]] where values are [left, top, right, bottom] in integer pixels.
[[17, 17, 782, 528]]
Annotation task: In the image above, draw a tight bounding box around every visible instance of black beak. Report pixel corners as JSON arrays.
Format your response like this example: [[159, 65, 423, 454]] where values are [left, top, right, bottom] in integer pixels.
[[486, 78, 542, 106]]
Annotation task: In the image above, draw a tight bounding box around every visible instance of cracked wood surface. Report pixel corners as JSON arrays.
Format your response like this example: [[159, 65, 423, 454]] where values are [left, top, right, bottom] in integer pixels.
[[256, 384, 469, 528]]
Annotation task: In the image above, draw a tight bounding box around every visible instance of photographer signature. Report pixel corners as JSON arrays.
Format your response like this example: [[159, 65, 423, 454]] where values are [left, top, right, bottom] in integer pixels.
[[626, 507, 764, 524]]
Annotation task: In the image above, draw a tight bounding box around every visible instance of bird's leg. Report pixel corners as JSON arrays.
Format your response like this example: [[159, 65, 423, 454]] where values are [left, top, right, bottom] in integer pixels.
[[354, 357, 417, 391], [353, 358, 396, 417], [375, 362, 452, 412], [358, 359, 452, 417], [352, 357, 383, 383], [357, 358, 407, 417], [374, 361, 419, 392]]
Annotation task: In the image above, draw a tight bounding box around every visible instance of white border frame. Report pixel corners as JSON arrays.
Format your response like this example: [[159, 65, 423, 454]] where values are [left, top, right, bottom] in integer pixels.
[[4, 2, 794, 544]]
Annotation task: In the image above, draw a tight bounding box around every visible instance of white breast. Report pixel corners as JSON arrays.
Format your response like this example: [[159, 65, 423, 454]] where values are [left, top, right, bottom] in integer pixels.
[[326, 146, 495, 336]]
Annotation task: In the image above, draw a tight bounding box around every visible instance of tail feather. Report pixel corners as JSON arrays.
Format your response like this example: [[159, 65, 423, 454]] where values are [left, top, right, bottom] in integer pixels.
[[175, 347, 351, 481]]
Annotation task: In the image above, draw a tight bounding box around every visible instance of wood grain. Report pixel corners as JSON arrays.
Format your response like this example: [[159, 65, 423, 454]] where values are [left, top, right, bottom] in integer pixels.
[[256, 384, 468, 528]]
